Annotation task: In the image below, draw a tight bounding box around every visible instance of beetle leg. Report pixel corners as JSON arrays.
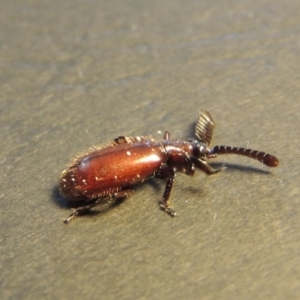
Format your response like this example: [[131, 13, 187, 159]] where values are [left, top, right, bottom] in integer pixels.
[[184, 159, 195, 176], [163, 131, 170, 140], [156, 167, 177, 217], [161, 171, 177, 216], [64, 201, 101, 224], [64, 189, 134, 223], [113, 189, 134, 199], [191, 157, 222, 175]]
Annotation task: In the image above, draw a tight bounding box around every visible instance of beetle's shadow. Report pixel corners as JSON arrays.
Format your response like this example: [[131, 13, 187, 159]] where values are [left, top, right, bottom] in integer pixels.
[[209, 162, 271, 174], [52, 163, 269, 222], [146, 178, 162, 192]]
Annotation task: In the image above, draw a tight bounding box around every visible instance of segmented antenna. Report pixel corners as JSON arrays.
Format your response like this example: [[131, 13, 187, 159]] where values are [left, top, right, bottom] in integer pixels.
[[212, 145, 279, 167], [195, 110, 215, 146]]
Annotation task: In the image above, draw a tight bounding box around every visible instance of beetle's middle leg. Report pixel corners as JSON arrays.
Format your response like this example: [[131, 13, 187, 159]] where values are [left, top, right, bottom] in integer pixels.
[[155, 166, 177, 217]]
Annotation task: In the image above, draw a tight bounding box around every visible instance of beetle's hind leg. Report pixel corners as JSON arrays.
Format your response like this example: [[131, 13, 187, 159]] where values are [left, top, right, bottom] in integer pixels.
[[64, 189, 134, 223], [64, 200, 101, 224]]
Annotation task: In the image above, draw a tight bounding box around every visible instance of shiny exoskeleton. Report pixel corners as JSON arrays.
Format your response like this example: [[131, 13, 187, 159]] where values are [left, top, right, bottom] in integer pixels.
[[60, 111, 278, 223]]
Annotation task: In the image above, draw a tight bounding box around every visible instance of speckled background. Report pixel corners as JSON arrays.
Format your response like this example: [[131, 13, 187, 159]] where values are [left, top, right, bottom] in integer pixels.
[[1, 0, 300, 299]]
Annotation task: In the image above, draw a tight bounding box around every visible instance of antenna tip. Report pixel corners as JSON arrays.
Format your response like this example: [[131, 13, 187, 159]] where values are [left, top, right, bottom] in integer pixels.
[[264, 155, 279, 167]]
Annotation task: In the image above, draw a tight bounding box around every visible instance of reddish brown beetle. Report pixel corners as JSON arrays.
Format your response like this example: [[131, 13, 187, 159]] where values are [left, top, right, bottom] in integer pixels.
[[60, 111, 278, 223]]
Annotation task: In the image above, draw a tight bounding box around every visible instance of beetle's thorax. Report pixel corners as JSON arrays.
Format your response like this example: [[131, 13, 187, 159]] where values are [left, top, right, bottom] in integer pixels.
[[161, 139, 208, 158]]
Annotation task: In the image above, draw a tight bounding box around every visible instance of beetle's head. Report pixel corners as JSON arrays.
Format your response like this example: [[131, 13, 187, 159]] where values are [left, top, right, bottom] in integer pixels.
[[187, 139, 209, 158]]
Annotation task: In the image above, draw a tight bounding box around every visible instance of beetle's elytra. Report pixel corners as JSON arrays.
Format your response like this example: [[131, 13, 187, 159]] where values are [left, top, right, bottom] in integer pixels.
[[60, 110, 278, 223]]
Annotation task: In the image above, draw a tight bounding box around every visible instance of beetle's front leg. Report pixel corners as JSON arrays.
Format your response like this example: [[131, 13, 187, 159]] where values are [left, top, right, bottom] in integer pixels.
[[191, 157, 222, 175], [155, 166, 177, 217]]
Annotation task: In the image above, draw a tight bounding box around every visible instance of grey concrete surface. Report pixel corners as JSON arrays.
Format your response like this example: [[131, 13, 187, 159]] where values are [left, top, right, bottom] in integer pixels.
[[1, 0, 299, 299]]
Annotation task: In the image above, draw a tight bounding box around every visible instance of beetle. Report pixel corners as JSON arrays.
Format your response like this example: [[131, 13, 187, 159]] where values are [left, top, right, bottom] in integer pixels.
[[60, 110, 278, 223]]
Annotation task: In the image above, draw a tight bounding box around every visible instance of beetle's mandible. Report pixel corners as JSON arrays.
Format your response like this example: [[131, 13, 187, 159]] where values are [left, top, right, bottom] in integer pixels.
[[59, 110, 279, 223]]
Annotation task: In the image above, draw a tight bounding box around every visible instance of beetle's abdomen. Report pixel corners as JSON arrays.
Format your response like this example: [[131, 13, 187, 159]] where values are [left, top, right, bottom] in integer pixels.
[[60, 140, 166, 201]]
